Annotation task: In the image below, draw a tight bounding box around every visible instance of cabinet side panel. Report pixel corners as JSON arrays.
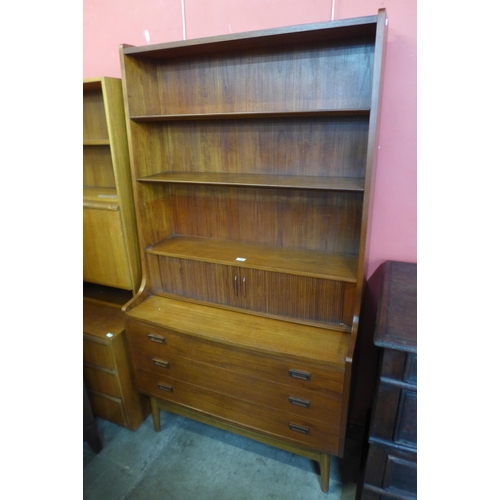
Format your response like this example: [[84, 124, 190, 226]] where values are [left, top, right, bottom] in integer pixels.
[[122, 56, 162, 117], [136, 183, 175, 247]]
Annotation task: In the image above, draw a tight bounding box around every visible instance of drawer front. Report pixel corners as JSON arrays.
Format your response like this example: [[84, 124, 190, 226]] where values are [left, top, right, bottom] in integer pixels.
[[136, 369, 340, 453], [363, 443, 417, 498], [380, 350, 417, 388], [371, 382, 417, 449], [83, 338, 115, 370], [83, 364, 121, 398], [126, 318, 344, 397], [135, 352, 340, 422], [87, 389, 127, 427]]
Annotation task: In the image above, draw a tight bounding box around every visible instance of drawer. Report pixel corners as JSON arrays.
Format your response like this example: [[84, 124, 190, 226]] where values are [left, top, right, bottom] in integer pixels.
[[135, 368, 340, 453], [83, 337, 115, 370], [370, 382, 417, 449], [135, 352, 340, 422], [126, 318, 344, 397], [380, 350, 417, 387], [363, 443, 417, 498], [87, 389, 127, 427], [83, 363, 121, 398]]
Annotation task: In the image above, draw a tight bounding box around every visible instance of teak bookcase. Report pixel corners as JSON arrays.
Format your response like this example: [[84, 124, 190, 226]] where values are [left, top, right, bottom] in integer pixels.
[[120, 10, 387, 492], [83, 78, 148, 429], [83, 77, 141, 293]]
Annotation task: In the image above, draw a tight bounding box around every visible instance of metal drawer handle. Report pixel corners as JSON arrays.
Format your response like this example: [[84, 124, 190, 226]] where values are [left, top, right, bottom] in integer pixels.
[[157, 383, 173, 392], [289, 396, 310, 408], [289, 423, 310, 434], [289, 369, 311, 381], [153, 358, 170, 369], [148, 333, 166, 344]]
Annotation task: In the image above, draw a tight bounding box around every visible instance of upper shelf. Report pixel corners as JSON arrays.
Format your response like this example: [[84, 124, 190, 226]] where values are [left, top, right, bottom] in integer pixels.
[[122, 15, 379, 60], [137, 172, 365, 191], [84, 139, 110, 146], [130, 109, 370, 122]]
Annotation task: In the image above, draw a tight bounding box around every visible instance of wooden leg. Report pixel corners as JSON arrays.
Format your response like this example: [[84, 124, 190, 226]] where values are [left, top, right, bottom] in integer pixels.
[[151, 397, 161, 432], [319, 453, 331, 493]]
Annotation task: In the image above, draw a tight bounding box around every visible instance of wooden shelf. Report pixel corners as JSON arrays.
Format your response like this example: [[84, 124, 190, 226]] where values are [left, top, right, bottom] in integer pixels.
[[146, 235, 358, 282], [83, 187, 119, 210], [138, 172, 364, 191], [131, 109, 370, 122], [84, 139, 110, 146], [122, 15, 378, 60]]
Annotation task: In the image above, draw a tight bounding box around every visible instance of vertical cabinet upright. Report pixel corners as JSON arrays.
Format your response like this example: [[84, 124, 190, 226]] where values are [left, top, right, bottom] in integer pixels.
[[119, 10, 387, 492]]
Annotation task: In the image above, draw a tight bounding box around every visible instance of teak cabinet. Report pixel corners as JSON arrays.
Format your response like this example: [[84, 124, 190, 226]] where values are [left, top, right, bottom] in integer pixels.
[[83, 296, 150, 430], [120, 10, 387, 492], [83, 77, 141, 293]]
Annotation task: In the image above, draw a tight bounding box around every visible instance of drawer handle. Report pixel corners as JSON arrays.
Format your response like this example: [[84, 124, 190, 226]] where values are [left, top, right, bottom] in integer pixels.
[[289, 369, 311, 381], [157, 383, 173, 392], [153, 358, 170, 369], [289, 396, 310, 408], [148, 333, 166, 344], [289, 423, 310, 434]]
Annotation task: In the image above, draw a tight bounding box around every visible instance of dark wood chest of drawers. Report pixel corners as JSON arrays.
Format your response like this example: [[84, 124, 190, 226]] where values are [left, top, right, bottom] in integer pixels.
[[360, 261, 417, 500]]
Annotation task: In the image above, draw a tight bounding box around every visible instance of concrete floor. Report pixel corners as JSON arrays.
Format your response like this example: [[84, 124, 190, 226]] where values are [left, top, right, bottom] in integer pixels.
[[84, 410, 365, 499]]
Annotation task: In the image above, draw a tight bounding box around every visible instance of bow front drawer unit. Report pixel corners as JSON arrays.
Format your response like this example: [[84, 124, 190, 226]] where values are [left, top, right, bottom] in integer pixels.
[[119, 9, 387, 492]]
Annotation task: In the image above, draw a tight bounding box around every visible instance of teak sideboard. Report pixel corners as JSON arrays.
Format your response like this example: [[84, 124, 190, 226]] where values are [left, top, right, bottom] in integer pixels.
[[119, 10, 387, 492]]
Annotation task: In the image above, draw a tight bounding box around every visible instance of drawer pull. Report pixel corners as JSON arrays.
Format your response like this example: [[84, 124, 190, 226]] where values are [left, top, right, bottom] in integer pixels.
[[148, 333, 166, 344], [157, 383, 173, 392], [288, 423, 310, 434], [153, 358, 170, 369], [289, 396, 310, 408], [289, 369, 311, 381]]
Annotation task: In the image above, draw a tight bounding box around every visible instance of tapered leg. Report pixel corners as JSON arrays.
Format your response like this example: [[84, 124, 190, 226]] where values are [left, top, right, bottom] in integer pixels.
[[320, 453, 331, 493], [151, 397, 161, 432]]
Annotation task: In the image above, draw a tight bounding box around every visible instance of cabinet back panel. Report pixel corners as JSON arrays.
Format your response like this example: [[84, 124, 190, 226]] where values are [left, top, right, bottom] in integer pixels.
[[132, 117, 368, 178], [171, 185, 362, 254], [126, 40, 374, 115], [83, 146, 115, 188], [83, 89, 109, 140]]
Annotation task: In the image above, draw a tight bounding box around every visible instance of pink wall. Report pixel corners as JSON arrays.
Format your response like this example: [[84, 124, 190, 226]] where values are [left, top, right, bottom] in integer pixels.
[[83, 0, 417, 278]]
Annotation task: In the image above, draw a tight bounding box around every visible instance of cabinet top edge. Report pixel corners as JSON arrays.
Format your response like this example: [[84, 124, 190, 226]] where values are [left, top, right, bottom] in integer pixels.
[[122, 13, 382, 59]]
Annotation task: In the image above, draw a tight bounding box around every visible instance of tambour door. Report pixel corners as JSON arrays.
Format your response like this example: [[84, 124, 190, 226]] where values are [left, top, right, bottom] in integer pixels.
[[153, 255, 354, 327]]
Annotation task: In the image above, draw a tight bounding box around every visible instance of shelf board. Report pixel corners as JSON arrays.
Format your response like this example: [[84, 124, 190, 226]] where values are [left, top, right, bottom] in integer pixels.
[[84, 139, 110, 146], [83, 187, 119, 210], [122, 15, 378, 60], [137, 172, 364, 191], [130, 109, 370, 122], [146, 236, 358, 282]]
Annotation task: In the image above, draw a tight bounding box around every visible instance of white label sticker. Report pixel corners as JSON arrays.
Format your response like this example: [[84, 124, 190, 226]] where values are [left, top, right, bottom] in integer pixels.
[[106, 333, 114, 338], [235, 257, 246, 262]]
